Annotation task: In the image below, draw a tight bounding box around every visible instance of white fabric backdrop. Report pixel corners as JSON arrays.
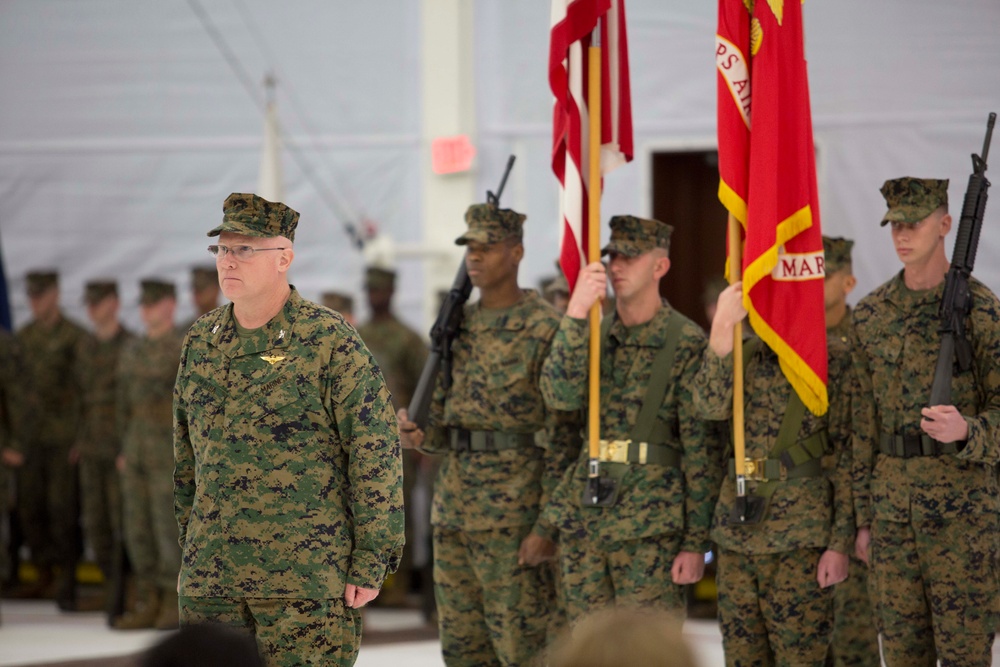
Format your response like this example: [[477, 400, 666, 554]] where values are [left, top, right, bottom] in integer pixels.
[[1, 0, 999, 332]]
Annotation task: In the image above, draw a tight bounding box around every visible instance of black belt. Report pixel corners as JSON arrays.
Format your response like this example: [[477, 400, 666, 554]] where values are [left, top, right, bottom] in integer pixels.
[[449, 429, 534, 453], [878, 433, 961, 458]]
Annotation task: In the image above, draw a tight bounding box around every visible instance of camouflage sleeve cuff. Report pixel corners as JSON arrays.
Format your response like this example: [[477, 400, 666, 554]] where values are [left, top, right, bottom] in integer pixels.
[[955, 416, 999, 466], [827, 535, 853, 555], [347, 548, 398, 590], [560, 315, 589, 348], [532, 517, 559, 543], [691, 350, 734, 420], [417, 425, 449, 455], [680, 536, 711, 554]]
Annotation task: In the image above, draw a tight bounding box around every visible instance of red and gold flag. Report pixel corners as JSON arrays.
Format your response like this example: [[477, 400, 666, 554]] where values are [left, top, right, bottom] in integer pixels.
[[716, 0, 828, 415]]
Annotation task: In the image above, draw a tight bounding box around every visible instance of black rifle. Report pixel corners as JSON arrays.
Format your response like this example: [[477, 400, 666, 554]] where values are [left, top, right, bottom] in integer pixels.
[[928, 112, 995, 407], [407, 155, 516, 429]]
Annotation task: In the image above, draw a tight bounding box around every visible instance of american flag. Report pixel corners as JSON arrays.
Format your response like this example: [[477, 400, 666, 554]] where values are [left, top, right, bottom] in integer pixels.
[[549, 0, 633, 293]]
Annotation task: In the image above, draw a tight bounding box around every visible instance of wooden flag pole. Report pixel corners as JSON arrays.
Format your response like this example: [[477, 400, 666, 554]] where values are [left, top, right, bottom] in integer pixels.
[[586, 20, 603, 502], [728, 214, 747, 501]]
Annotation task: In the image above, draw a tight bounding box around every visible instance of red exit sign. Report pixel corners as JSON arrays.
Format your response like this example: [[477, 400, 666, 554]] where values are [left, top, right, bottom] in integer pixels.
[[431, 135, 476, 174]]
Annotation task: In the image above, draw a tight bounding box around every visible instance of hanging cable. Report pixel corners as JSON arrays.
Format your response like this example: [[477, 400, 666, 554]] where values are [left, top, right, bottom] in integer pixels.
[[231, 0, 367, 221], [185, 0, 364, 249]]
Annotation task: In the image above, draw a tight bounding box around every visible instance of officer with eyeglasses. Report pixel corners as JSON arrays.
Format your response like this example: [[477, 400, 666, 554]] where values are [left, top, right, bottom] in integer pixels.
[[173, 193, 404, 667]]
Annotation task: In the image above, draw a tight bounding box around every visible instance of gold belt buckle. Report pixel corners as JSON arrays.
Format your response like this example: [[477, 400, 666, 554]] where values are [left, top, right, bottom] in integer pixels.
[[599, 439, 631, 464], [744, 458, 768, 482]]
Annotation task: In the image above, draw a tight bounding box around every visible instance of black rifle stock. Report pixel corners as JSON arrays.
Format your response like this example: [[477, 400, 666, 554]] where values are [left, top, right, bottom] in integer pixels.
[[407, 155, 516, 429], [928, 112, 995, 407]]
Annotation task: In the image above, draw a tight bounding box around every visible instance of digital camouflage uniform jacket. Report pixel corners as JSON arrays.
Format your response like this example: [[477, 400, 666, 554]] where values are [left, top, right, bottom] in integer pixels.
[[356, 315, 427, 410], [0, 331, 23, 508], [17, 313, 86, 449], [119, 329, 183, 462], [76, 328, 133, 461], [174, 288, 404, 599], [851, 272, 1000, 525], [0, 332, 26, 455], [422, 290, 578, 536], [540, 304, 723, 549], [693, 335, 855, 555]]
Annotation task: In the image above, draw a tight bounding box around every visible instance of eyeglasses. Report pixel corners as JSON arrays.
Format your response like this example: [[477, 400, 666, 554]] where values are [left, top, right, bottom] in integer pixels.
[[208, 244, 288, 261]]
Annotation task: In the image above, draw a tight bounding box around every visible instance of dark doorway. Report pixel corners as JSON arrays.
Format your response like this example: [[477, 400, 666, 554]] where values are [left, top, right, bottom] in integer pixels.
[[651, 150, 728, 332]]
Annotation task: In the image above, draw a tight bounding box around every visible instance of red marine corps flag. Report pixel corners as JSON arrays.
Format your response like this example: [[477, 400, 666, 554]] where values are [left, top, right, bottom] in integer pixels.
[[716, 0, 828, 415], [550, 0, 633, 292]]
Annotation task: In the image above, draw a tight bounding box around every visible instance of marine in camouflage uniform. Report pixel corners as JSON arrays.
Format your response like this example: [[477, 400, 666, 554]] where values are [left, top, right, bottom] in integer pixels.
[[822, 237, 879, 667], [322, 291, 355, 326], [0, 329, 27, 601], [541, 261, 570, 315], [16, 271, 87, 609], [851, 178, 1000, 667], [76, 281, 133, 586], [540, 216, 724, 623], [115, 280, 183, 630], [356, 266, 428, 605], [174, 194, 404, 667], [178, 265, 220, 333], [693, 270, 854, 666], [398, 203, 578, 667]]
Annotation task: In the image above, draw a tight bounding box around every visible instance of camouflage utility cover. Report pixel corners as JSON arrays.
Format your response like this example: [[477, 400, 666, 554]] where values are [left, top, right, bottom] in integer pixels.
[[25, 271, 58, 296], [540, 304, 724, 548], [364, 267, 396, 291], [601, 216, 673, 257], [208, 193, 300, 242], [692, 337, 855, 554], [879, 177, 949, 225], [190, 267, 218, 291], [822, 236, 854, 273], [422, 290, 579, 534], [140, 280, 176, 305], [454, 203, 525, 245], [173, 288, 404, 598], [321, 291, 354, 314], [84, 280, 117, 304]]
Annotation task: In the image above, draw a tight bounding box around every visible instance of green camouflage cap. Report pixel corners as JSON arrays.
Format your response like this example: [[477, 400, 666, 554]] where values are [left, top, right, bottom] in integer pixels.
[[879, 177, 949, 226], [191, 266, 218, 291], [822, 236, 854, 273], [455, 203, 525, 246], [364, 266, 396, 290], [543, 273, 569, 297], [25, 271, 58, 296], [208, 193, 299, 242], [84, 280, 118, 304], [321, 291, 354, 313], [139, 279, 176, 305], [601, 215, 673, 257], [542, 260, 569, 297]]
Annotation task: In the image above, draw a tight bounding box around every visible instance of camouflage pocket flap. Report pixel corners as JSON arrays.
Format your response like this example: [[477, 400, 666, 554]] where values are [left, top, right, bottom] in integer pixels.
[[242, 373, 305, 422]]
